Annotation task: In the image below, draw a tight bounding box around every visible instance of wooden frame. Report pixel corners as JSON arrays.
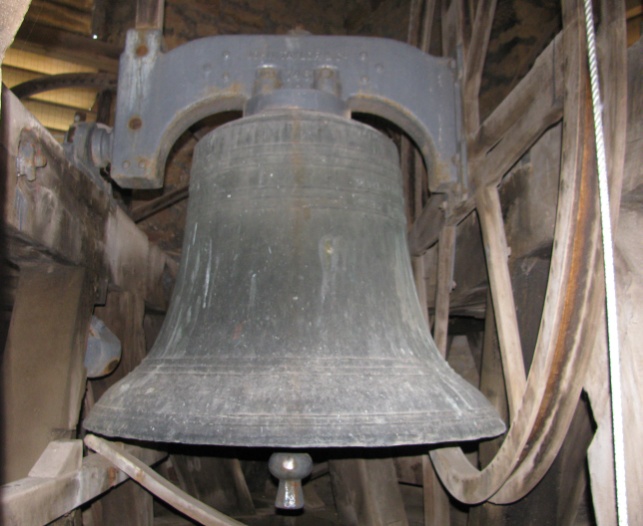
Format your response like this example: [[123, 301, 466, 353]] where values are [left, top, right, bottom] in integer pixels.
[[1, 85, 176, 522], [404, 0, 628, 522]]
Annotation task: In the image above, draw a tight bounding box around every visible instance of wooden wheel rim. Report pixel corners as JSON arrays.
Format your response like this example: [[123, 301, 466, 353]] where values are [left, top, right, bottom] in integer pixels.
[[429, 0, 604, 505]]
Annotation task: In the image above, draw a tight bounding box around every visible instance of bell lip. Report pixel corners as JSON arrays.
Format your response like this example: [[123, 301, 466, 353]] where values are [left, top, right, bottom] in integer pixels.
[[83, 403, 506, 449], [81, 429, 507, 450]]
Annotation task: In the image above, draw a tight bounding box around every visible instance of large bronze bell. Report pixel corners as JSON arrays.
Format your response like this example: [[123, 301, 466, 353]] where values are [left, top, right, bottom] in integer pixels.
[[85, 110, 504, 448]]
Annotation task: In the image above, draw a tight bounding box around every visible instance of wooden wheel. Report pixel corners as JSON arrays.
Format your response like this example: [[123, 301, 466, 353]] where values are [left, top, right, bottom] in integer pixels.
[[409, 0, 626, 505]]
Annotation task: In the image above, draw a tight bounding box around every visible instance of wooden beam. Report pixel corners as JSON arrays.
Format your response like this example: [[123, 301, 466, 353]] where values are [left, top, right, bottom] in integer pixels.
[[409, 31, 565, 252], [463, 0, 498, 136], [408, 193, 447, 255], [477, 292, 509, 467], [407, 0, 423, 45], [423, 455, 450, 526], [136, 0, 165, 30], [132, 184, 189, 223], [475, 31, 563, 152], [13, 23, 120, 73], [24, 0, 92, 36], [473, 32, 564, 185], [413, 255, 430, 326], [1, 264, 92, 484], [85, 435, 244, 526], [87, 290, 154, 525], [440, 0, 458, 58], [0, 441, 165, 525], [43, 0, 93, 11], [433, 226, 456, 356], [1, 86, 174, 310], [419, 0, 437, 53], [585, 3, 631, 523], [475, 186, 526, 420], [329, 458, 409, 526], [171, 456, 255, 517], [597, 0, 628, 221]]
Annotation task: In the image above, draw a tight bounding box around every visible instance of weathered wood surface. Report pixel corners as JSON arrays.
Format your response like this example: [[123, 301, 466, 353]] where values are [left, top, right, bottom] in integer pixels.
[[585, 31, 640, 526], [408, 193, 446, 255], [410, 28, 564, 253], [1, 264, 91, 484], [473, 32, 564, 162], [433, 225, 456, 356], [12, 23, 120, 72], [136, 0, 165, 29], [1, 86, 175, 311], [329, 458, 409, 526], [1, 85, 175, 522], [462, 0, 497, 136], [422, 455, 450, 526], [85, 435, 244, 526], [88, 290, 153, 526], [488, 0, 601, 503], [171, 456, 255, 517], [477, 293, 509, 468], [24, 0, 93, 36], [475, 186, 526, 420], [470, 398, 594, 525], [430, 0, 604, 506], [0, 440, 165, 526]]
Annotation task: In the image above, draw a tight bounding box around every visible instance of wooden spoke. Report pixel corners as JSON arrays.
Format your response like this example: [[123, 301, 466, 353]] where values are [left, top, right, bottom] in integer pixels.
[[492, 0, 628, 504], [429, 0, 608, 505], [473, 33, 564, 161], [463, 0, 498, 136], [475, 185, 526, 419], [419, 0, 437, 53], [475, 54, 564, 189], [423, 455, 450, 525], [85, 435, 243, 526], [409, 28, 565, 254], [433, 225, 456, 356]]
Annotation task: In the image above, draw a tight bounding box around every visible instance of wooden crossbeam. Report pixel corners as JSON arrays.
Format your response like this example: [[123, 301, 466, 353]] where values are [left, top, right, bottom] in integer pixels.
[[410, 30, 565, 253], [0, 440, 165, 525]]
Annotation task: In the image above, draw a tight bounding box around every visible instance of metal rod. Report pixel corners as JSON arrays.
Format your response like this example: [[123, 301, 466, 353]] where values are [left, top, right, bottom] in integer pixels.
[[131, 185, 189, 223]]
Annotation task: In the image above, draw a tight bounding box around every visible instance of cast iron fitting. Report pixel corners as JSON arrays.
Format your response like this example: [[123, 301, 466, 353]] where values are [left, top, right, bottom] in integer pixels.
[[268, 452, 313, 510], [244, 88, 348, 117]]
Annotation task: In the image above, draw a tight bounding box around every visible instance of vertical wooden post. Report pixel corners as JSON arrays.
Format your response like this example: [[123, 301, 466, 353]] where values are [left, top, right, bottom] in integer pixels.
[[422, 455, 450, 526], [88, 290, 153, 526], [433, 225, 456, 356], [2, 263, 91, 484], [135, 0, 165, 30], [329, 458, 409, 526], [423, 224, 454, 525]]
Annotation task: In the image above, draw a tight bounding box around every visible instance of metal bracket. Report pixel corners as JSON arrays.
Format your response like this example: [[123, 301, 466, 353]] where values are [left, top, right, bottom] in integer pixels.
[[16, 130, 47, 182], [64, 121, 113, 191], [110, 29, 462, 192]]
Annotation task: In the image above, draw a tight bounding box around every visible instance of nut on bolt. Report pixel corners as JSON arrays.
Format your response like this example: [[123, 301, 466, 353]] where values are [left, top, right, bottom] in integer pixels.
[[313, 66, 341, 97], [253, 65, 282, 95], [17, 134, 47, 181]]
